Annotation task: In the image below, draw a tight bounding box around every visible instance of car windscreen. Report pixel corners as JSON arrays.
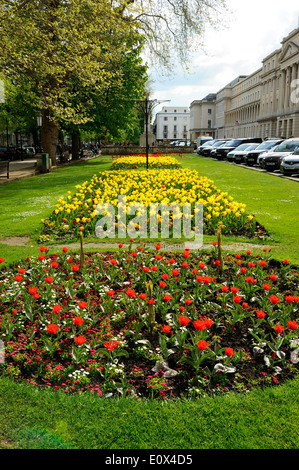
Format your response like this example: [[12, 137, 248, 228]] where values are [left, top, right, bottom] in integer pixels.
[[274, 142, 299, 152], [245, 144, 259, 150], [213, 141, 226, 148], [234, 144, 250, 151], [256, 141, 280, 150], [223, 140, 243, 147], [202, 141, 214, 147]]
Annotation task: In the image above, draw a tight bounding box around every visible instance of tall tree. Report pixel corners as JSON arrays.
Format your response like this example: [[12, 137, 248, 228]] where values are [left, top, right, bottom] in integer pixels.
[[0, 0, 144, 162], [74, 39, 148, 145], [0, 0, 227, 161]]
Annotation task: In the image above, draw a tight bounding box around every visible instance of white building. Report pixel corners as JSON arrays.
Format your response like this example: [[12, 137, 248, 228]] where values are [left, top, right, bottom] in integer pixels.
[[153, 106, 190, 142]]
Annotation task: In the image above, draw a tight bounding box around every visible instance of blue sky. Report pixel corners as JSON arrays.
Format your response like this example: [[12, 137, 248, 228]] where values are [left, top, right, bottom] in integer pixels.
[[149, 0, 299, 116]]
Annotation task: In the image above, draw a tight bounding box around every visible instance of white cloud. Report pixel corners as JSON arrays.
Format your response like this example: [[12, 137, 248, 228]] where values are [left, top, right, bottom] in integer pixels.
[[150, 0, 299, 114]]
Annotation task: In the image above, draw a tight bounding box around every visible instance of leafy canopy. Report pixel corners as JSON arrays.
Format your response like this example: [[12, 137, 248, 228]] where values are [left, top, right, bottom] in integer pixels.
[[0, 0, 145, 124]]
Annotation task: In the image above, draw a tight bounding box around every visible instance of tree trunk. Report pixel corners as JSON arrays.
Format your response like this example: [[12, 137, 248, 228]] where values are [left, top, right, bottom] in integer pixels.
[[72, 130, 80, 160], [41, 109, 59, 165]]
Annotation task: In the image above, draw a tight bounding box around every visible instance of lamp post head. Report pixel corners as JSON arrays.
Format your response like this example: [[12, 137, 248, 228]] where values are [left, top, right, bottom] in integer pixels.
[[36, 112, 42, 127]]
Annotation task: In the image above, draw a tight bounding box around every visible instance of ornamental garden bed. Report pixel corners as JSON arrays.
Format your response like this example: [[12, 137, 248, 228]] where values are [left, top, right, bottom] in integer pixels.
[[0, 243, 298, 399], [40, 163, 267, 244], [110, 154, 183, 170]]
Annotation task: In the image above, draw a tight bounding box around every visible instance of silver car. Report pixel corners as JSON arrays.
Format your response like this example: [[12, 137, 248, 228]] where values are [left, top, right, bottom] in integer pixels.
[[227, 144, 256, 162], [280, 149, 299, 176], [261, 138, 299, 172], [257, 146, 279, 167]]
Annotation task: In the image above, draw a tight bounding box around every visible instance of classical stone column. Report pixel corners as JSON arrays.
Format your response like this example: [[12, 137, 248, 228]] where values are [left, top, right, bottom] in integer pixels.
[[272, 75, 277, 116], [284, 66, 290, 111], [278, 70, 285, 114], [291, 64, 297, 110]]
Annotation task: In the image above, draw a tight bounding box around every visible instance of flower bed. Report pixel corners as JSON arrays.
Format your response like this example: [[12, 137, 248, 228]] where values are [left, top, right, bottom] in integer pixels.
[[0, 245, 298, 399], [111, 155, 182, 170], [41, 168, 264, 243]]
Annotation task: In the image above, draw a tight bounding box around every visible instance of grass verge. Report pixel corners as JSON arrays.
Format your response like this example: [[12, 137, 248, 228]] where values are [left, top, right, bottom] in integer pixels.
[[0, 376, 298, 449]]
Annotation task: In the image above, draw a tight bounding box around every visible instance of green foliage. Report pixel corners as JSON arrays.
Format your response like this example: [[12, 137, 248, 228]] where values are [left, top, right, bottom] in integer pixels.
[[0, 0, 148, 155], [0, 79, 38, 138]]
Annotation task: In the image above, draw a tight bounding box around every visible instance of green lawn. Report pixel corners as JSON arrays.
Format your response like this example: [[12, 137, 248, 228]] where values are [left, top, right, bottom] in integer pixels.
[[0, 157, 112, 240], [0, 153, 298, 450], [0, 376, 298, 449], [180, 155, 299, 264]]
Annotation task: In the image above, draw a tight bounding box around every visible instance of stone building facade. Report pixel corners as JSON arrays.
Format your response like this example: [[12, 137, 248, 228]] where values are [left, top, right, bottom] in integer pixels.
[[192, 27, 299, 141], [189, 93, 216, 141], [153, 106, 190, 142]]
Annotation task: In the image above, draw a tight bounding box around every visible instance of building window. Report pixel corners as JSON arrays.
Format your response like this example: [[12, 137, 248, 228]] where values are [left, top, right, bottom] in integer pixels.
[[173, 134, 177, 139], [163, 125, 168, 132], [208, 120, 212, 129], [183, 125, 187, 132], [174, 109, 177, 112], [163, 133, 168, 139], [208, 108, 212, 114], [174, 125, 177, 132], [164, 117, 168, 121], [174, 116, 177, 121]]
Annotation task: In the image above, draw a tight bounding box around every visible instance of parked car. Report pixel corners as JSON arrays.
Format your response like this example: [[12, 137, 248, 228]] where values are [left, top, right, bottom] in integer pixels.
[[262, 138, 299, 172], [210, 142, 229, 158], [233, 143, 261, 164], [199, 139, 230, 157], [25, 146, 36, 158], [0, 146, 9, 161], [213, 137, 263, 160], [195, 136, 213, 150], [15, 146, 28, 160], [0, 146, 17, 161], [196, 140, 218, 155], [243, 139, 284, 166], [257, 146, 279, 167], [178, 140, 191, 147], [280, 148, 299, 176], [227, 143, 259, 163]]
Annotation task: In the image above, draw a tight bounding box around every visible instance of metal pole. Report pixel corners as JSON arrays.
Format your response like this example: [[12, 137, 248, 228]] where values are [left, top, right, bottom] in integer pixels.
[[6, 117, 9, 149], [145, 97, 149, 170]]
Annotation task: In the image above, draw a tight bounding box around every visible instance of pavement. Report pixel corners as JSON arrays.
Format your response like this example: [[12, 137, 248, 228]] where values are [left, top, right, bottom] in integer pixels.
[[0, 159, 38, 183], [0, 154, 100, 184]]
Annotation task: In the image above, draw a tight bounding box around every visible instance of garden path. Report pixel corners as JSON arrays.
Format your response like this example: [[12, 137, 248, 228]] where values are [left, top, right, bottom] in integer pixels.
[[0, 236, 274, 253]]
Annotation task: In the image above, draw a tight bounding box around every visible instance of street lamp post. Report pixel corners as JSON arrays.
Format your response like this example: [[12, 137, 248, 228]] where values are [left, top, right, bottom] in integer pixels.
[[36, 112, 42, 153], [134, 96, 170, 170], [145, 95, 149, 169]]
